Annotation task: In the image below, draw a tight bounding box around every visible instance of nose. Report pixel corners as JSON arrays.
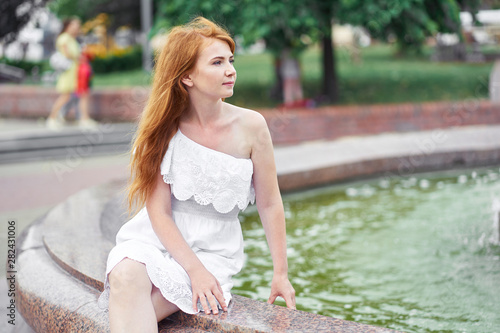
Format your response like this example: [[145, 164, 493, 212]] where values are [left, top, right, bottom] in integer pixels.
[[225, 64, 236, 77]]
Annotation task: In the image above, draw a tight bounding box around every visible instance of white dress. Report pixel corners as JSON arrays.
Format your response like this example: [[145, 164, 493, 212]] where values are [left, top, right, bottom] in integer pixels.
[[97, 128, 255, 314]]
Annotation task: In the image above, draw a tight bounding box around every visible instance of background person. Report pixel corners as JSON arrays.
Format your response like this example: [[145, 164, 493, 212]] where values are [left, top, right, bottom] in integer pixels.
[[74, 48, 94, 123], [47, 17, 97, 130]]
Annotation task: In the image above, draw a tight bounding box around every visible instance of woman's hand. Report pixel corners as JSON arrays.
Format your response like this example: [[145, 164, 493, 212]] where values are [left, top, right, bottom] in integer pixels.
[[188, 266, 228, 314], [267, 274, 296, 310]]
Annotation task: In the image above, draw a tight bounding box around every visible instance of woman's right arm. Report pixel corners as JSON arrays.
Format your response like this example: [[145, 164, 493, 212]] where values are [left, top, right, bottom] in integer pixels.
[[145, 172, 228, 314]]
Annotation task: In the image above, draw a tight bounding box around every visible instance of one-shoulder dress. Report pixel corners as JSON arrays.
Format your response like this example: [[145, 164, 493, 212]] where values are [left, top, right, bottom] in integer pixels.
[[97, 128, 255, 314]]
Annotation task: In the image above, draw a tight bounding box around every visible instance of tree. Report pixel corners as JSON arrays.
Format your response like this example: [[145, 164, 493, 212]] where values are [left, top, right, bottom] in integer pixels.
[[153, 0, 480, 105], [308, 0, 340, 103], [0, 0, 50, 44], [237, 0, 321, 104], [48, 0, 142, 32]]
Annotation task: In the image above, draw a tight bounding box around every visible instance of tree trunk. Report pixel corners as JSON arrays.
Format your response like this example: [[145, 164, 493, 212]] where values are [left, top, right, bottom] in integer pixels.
[[322, 34, 338, 103]]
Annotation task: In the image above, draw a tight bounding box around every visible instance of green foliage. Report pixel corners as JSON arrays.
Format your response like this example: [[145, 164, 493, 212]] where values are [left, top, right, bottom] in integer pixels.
[[48, 0, 109, 21], [48, 0, 142, 30], [153, 0, 322, 56], [239, 0, 323, 55], [153, 0, 238, 32], [0, 57, 49, 73], [153, 0, 483, 57], [91, 46, 142, 73]]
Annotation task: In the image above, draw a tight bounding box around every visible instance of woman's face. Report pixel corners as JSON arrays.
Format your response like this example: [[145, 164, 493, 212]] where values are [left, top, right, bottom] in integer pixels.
[[67, 19, 81, 37], [183, 39, 236, 100]]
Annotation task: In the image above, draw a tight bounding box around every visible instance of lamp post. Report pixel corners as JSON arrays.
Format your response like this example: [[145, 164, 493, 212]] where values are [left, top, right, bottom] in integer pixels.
[[140, 0, 153, 72]]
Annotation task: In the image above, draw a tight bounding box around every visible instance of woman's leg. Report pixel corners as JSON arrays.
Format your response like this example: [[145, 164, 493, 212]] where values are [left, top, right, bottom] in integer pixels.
[[78, 91, 98, 128], [108, 259, 158, 333], [78, 92, 91, 120], [151, 286, 180, 321], [48, 93, 71, 119]]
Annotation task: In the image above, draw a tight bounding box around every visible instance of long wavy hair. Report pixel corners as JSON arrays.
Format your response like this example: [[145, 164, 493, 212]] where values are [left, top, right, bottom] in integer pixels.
[[127, 17, 235, 215]]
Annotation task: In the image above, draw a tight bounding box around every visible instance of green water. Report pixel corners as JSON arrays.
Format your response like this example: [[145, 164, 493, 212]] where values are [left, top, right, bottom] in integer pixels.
[[235, 167, 500, 333]]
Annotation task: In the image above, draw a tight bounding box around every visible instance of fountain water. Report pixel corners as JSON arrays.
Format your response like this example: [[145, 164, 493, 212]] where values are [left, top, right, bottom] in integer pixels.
[[237, 166, 500, 333]]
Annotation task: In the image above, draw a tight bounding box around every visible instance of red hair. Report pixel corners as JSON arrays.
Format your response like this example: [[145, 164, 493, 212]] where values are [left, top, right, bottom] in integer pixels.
[[127, 17, 235, 214]]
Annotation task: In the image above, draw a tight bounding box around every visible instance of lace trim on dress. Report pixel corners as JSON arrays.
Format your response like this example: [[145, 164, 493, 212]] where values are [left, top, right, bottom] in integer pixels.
[[160, 129, 256, 214], [97, 243, 197, 314]]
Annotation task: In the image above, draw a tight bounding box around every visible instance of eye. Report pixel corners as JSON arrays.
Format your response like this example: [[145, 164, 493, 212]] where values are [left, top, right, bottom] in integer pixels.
[[213, 60, 222, 65], [229, 59, 235, 64]]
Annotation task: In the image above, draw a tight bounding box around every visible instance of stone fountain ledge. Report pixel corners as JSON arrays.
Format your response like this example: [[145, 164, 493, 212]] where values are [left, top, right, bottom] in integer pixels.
[[275, 124, 500, 191], [16, 124, 500, 332]]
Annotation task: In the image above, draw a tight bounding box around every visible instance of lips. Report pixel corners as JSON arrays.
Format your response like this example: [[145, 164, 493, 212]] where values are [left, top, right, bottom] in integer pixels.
[[223, 81, 234, 86]]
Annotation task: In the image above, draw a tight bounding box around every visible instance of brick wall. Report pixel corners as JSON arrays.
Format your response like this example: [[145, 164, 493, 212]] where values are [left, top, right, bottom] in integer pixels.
[[1, 85, 499, 145], [261, 100, 500, 144], [0, 85, 148, 121]]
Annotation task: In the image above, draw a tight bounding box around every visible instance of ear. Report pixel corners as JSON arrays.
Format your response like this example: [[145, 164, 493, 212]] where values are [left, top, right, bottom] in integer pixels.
[[181, 73, 193, 87]]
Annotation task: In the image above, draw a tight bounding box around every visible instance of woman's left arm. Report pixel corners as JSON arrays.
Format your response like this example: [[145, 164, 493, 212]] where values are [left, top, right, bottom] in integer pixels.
[[249, 112, 296, 309]]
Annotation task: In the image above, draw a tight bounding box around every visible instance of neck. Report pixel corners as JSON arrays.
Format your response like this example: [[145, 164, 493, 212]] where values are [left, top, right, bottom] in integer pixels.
[[184, 93, 224, 129]]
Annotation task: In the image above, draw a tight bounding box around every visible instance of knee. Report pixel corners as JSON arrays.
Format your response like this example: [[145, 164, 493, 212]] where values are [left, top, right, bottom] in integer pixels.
[[108, 259, 152, 296]]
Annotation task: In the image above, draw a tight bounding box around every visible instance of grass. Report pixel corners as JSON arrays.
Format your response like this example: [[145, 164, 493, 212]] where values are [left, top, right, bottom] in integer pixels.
[[88, 43, 496, 108], [92, 69, 153, 88], [331, 44, 492, 105]]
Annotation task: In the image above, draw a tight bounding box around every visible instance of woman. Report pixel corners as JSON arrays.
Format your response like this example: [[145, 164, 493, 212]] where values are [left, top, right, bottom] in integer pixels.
[[98, 17, 295, 332], [47, 17, 96, 130]]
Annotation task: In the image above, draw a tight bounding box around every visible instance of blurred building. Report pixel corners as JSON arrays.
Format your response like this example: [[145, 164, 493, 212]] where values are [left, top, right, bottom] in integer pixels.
[[0, 9, 142, 62], [0, 8, 60, 61], [432, 9, 500, 62], [460, 10, 500, 44]]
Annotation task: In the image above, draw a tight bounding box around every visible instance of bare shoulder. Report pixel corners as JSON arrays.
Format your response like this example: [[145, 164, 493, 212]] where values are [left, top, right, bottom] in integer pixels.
[[225, 103, 268, 133], [225, 103, 271, 158]]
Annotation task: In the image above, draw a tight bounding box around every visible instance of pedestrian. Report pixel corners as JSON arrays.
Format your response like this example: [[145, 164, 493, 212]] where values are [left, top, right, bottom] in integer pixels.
[[281, 48, 303, 106], [97, 17, 296, 333], [47, 16, 97, 130], [75, 47, 94, 120]]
